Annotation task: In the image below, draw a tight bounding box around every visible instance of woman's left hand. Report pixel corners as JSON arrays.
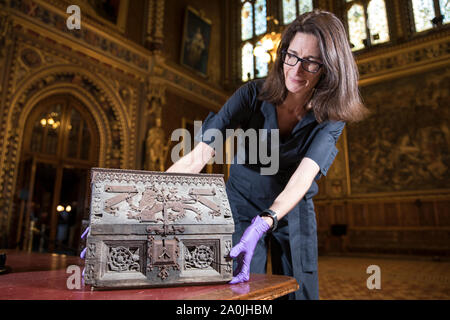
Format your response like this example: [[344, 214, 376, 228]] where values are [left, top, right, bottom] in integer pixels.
[[79, 226, 90, 283], [228, 215, 271, 284]]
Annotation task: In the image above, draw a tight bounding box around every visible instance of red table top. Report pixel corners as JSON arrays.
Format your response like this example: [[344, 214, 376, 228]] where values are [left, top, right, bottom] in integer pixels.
[[0, 250, 298, 300]]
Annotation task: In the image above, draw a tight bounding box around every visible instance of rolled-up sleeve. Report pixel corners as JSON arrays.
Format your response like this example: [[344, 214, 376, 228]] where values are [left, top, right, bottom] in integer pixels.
[[304, 120, 345, 180], [194, 82, 256, 145]]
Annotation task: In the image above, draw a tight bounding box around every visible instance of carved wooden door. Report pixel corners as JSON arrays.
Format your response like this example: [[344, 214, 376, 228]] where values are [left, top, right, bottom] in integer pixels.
[[13, 95, 99, 254]]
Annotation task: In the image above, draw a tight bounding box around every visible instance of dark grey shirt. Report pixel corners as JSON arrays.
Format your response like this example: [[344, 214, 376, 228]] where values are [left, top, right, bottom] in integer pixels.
[[196, 79, 345, 276], [196, 79, 345, 199]]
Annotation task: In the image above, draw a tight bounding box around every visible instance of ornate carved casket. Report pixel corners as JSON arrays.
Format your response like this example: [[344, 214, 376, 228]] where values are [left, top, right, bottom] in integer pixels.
[[84, 168, 234, 289]]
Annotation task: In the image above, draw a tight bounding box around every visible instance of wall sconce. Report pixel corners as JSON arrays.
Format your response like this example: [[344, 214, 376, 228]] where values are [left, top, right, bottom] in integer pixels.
[[57, 205, 72, 213], [40, 112, 60, 129]]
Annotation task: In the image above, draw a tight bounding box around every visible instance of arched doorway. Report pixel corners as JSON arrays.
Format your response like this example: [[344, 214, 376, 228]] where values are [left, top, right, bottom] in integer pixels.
[[12, 94, 99, 255]]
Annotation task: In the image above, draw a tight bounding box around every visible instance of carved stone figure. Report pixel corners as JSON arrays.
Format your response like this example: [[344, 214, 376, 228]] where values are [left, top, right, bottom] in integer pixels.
[[145, 117, 169, 172]]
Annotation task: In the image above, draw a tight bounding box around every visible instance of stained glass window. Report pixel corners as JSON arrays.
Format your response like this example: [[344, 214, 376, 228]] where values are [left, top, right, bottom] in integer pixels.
[[255, 41, 269, 78], [255, 0, 267, 36], [346, 0, 392, 50], [243, 1, 309, 81], [283, 0, 314, 25], [240, 0, 270, 81], [411, 0, 435, 32], [348, 4, 367, 51], [283, 0, 297, 25], [367, 0, 389, 44], [241, 2, 253, 41], [298, 0, 313, 15], [440, 0, 450, 24], [242, 42, 254, 82]]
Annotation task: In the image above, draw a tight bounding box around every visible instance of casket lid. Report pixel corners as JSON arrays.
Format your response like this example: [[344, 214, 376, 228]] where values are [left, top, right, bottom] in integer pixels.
[[89, 168, 234, 235]]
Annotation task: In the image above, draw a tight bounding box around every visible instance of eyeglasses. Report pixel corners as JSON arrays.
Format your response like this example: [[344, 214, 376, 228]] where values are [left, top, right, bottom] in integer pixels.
[[281, 50, 323, 73]]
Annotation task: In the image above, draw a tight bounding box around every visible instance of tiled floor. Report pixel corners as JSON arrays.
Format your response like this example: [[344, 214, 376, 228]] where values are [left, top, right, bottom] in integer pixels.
[[317, 255, 450, 300]]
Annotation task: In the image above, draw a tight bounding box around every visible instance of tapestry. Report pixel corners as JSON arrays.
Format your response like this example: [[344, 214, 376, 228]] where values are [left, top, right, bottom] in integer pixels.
[[348, 67, 450, 193]]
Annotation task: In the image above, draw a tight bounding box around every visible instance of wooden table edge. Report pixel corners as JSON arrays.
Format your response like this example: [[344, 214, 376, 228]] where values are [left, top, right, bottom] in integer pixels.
[[229, 277, 299, 300]]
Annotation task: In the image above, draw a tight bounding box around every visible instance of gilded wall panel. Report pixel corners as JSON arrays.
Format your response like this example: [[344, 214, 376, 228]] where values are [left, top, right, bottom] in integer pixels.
[[347, 67, 450, 194], [0, 29, 144, 234], [7, 0, 148, 71]]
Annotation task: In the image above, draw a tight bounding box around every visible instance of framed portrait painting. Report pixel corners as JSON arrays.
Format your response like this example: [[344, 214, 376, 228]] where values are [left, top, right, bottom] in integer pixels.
[[180, 6, 212, 77]]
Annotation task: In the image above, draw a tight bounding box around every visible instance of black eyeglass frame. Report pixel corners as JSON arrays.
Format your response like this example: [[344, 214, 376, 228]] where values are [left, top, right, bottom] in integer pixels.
[[281, 50, 323, 73]]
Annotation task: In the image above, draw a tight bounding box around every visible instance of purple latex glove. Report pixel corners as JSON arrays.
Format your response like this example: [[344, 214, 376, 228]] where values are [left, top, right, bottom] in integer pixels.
[[229, 215, 270, 284], [79, 226, 90, 259], [80, 226, 90, 284]]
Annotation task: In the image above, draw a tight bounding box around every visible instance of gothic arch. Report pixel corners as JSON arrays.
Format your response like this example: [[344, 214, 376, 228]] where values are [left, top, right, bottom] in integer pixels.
[[0, 64, 134, 234], [17, 83, 111, 165]]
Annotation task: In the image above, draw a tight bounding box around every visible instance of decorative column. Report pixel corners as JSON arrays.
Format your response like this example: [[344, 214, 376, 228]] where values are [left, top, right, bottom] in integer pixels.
[[0, 10, 13, 106], [145, 0, 165, 53], [0, 10, 13, 245]]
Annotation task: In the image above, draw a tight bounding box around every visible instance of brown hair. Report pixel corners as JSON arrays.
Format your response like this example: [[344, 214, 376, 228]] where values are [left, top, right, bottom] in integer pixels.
[[258, 10, 368, 123]]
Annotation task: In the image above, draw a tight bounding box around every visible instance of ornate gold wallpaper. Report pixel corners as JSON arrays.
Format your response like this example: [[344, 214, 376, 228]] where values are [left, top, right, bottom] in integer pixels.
[[348, 67, 450, 194]]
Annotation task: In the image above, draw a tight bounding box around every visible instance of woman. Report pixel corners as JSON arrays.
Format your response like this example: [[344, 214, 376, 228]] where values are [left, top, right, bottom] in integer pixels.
[[167, 10, 367, 300]]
